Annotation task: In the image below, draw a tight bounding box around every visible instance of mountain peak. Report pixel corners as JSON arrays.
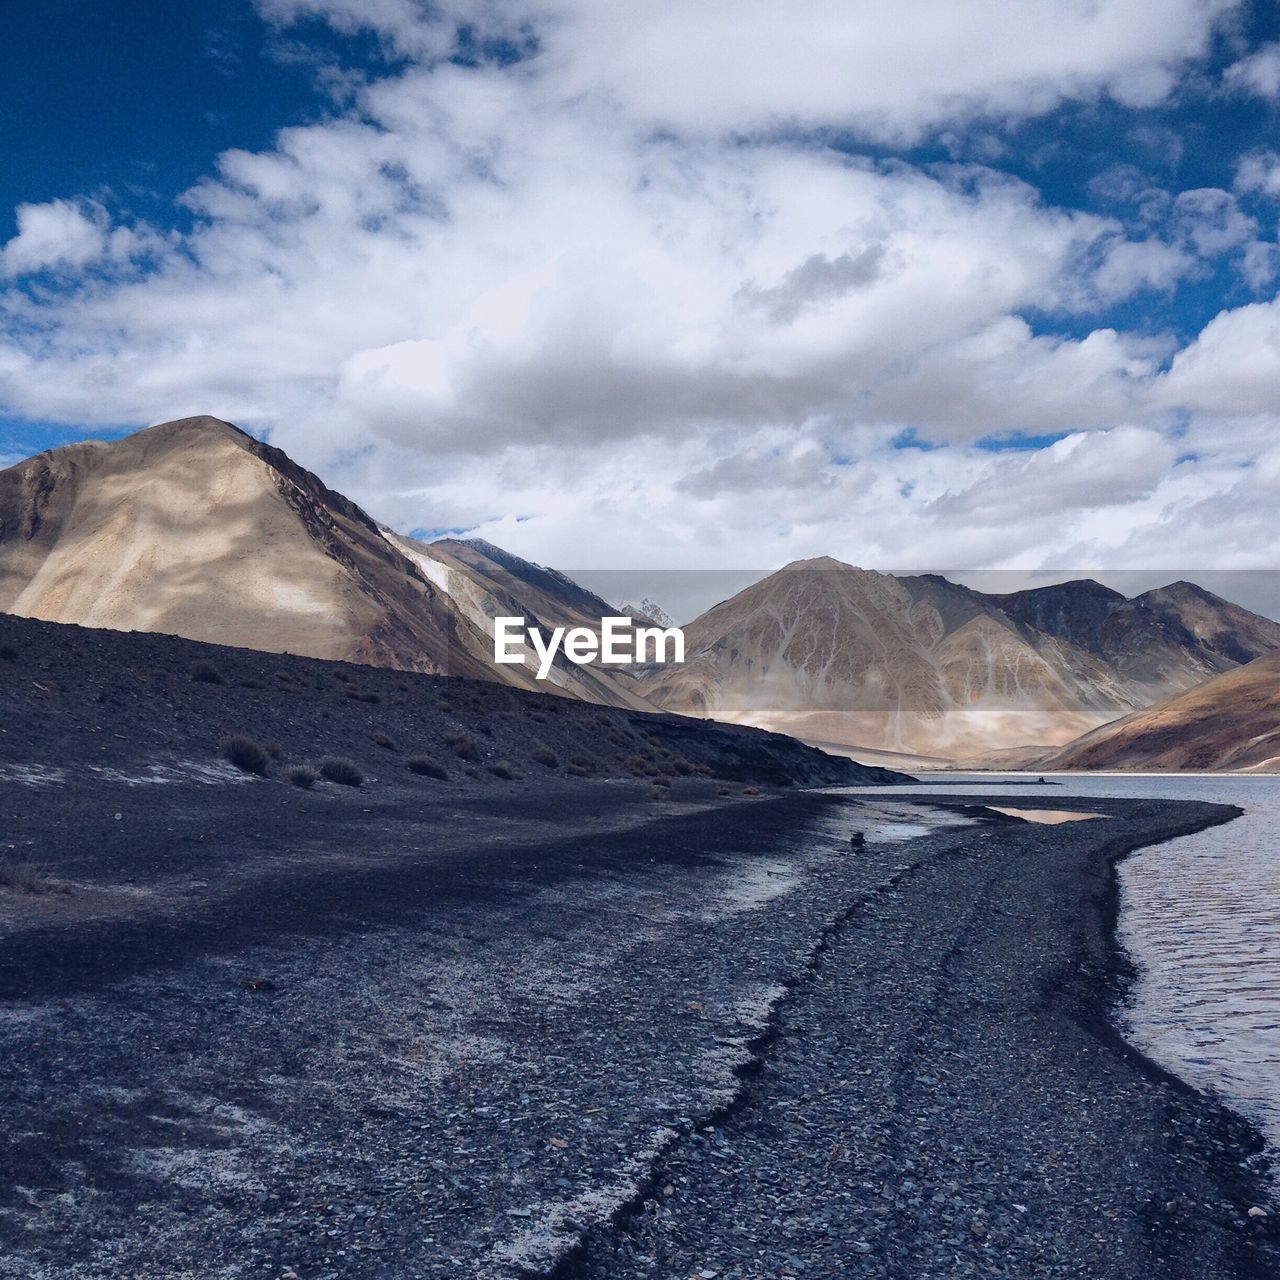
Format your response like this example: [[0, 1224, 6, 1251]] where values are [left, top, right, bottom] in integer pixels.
[[780, 555, 863, 572]]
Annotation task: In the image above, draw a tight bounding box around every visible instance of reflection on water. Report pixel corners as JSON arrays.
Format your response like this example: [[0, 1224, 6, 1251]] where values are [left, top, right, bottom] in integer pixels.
[[847, 774, 1280, 1159], [986, 806, 1108, 824], [848, 799, 974, 843]]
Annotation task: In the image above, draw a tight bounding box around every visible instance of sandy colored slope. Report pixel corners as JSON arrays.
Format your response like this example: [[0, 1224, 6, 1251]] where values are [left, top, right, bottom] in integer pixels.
[[638, 559, 1142, 757], [383, 532, 655, 707], [1042, 650, 1280, 772], [0, 416, 493, 678]]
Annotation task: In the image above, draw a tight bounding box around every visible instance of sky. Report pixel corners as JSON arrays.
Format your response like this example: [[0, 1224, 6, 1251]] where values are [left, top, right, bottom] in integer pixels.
[[2, 0, 1280, 579]]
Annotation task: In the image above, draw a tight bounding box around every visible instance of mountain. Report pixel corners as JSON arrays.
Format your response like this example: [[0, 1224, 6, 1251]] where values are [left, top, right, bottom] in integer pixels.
[[637, 559, 1280, 759], [617, 597, 678, 629], [385, 534, 654, 707], [0, 417, 507, 684], [0, 417, 670, 707], [994, 578, 1279, 693], [1040, 650, 1280, 772]]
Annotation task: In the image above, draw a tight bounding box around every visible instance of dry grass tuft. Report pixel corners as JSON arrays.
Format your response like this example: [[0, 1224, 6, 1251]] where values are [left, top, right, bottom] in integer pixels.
[[222, 734, 270, 776], [0, 859, 67, 895], [284, 764, 320, 789], [446, 731, 480, 762], [407, 756, 448, 780], [319, 756, 364, 787]]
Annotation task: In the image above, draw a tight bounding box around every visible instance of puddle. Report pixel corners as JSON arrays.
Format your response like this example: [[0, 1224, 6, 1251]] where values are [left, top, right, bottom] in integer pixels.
[[987, 807, 1107, 824]]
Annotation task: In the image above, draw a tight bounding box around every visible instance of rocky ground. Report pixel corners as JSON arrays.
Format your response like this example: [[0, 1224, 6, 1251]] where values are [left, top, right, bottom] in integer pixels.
[[0, 615, 1277, 1279]]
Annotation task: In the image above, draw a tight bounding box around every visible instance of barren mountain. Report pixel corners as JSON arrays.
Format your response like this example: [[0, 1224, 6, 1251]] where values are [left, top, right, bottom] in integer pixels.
[[0, 417, 500, 680], [385, 534, 654, 707], [1039, 650, 1280, 773], [0, 418, 665, 707], [995, 578, 1280, 693], [638, 559, 1280, 759]]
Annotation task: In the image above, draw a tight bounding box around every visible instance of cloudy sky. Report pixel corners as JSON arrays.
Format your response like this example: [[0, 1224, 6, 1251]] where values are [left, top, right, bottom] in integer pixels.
[[2, 0, 1280, 575]]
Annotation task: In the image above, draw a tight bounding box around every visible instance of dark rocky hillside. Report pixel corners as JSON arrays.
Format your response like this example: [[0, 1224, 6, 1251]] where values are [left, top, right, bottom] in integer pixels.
[[0, 612, 906, 794]]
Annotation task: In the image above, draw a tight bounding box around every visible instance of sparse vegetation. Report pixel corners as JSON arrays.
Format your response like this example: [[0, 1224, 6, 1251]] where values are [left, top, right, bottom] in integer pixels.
[[284, 764, 320, 789], [190, 660, 224, 685], [0, 859, 60, 894], [529, 746, 558, 769], [222, 734, 270, 776], [319, 756, 364, 787], [488, 760, 522, 780], [372, 731, 400, 751], [407, 756, 447, 780], [343, 687, 381, 704], [446, 731, 480, 762], [264, 741, 284, 761]]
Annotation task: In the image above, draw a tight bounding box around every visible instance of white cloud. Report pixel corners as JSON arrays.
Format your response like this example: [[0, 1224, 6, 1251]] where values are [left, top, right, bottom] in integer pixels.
[[1225, 41, 1280, 99], [273, 0, 1240, 140], [1235, 150, 1280, 199], [1160, 300, 1280, 417], [1, 200, 110, 277], [0, 0, 1276, 577]]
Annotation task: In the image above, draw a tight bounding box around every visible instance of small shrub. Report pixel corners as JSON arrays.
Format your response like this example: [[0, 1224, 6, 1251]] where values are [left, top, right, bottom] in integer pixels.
[[652, 775, 672, 788], [190, 660, 224, 685], [407, 756, 447, 780], [742, 786, 760, 796], [569, 755, 596, 772], [264, 741, 284, 761], [446, 731, 480, 762], [488, 760, 522, 780], [344, 687, 381, 704], [372, 732, 400, 751], [0, 643, 18, 662], [0, 859, 54, 894], [717, 786, 733, 796], [222, 735, 269, 776], [285, 764, 320, 789], [529, 746, 558, 769], [319, 757, 364, 787]]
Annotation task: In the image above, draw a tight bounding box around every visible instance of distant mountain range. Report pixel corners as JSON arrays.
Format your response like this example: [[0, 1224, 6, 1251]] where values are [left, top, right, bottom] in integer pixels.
[[3, 417, 1278, 770], [634, 559, 1280, 760]]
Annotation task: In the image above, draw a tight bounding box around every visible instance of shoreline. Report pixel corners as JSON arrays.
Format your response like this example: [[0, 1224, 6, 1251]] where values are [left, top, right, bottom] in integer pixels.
[[2, 779, 1278, 1276], [560, 793, 1280, 1279]]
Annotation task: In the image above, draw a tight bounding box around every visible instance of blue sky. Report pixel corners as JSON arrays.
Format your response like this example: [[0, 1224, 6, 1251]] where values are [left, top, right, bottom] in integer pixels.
[[2, 1, 1279, 573]]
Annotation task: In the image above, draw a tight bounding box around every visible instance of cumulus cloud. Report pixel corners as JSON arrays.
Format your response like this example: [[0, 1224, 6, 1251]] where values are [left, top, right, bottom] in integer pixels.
[[1235, 150, 1280, 199], [1160, 300, 1280, 417], [1, 200, 111, 277], [0, 0, 1276, 575], [271, 0, 1240, 140], [1224, 41, 1280, 99]]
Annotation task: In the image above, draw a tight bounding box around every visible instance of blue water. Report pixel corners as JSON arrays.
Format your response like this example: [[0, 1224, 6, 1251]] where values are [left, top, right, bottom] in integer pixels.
[[850, 774, 1280, 1158]]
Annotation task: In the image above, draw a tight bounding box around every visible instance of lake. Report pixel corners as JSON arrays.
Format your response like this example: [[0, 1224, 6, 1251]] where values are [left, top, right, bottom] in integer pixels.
[[851, 773, 1280, 1163]]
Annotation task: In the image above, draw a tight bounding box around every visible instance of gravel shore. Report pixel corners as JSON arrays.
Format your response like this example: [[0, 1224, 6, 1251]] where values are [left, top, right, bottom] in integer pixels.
[[2, 778, 1276, 1279]]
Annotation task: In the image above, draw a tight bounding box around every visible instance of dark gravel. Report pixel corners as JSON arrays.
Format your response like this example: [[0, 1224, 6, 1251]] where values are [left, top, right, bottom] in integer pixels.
[[1, 614, 1276, 1279]]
